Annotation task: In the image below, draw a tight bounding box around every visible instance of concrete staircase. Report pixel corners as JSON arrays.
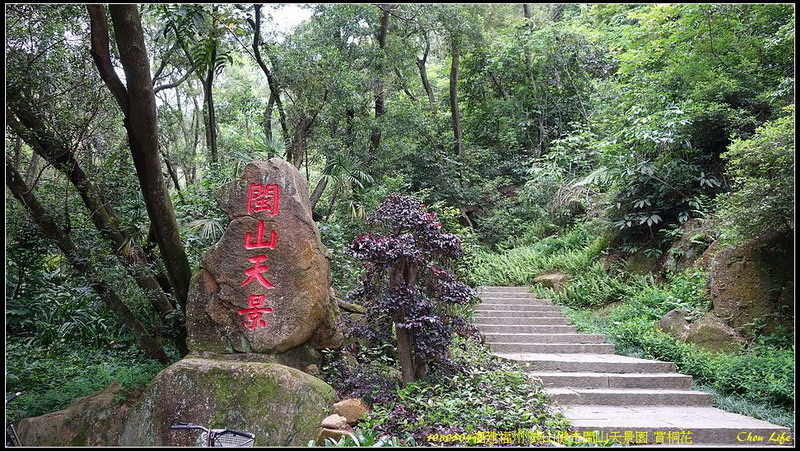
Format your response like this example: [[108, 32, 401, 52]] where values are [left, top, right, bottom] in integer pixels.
[[475, 286, 794, 446]]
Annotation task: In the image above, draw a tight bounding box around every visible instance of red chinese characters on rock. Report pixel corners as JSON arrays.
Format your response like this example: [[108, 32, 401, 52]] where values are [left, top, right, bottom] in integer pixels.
[[239, 183, 281, 330], [244, 221, 277, 250], [241, 255, 275, 289], [238, 294, 274, 330], [247, 183, 280, 216]]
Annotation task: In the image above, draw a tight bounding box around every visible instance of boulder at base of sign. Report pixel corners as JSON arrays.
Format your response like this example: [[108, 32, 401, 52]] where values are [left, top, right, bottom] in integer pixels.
[[186, 158, 338, 354], [118, 358, 337, 446]]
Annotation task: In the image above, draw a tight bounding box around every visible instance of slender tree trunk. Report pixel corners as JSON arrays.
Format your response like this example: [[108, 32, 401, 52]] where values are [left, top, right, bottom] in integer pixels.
[[25, 152, 41, 187], [264, 92, 274, 144], [416, 37, 437, 114], [7, 107, 177, 321], [89, 4, 192, 310], [309, 175, 328, 211], [291, 116, 312, 169], [523, 4, 532, 19], [250, 4, 289, 147], [189, 94, 202, 185], [449, 40, 463, 158], [368, 5, 392, 159], [162, 150, 183, 196], [389, 259, 423, 386], [203, 44, 218, 165], [7, 160, 170, 363]]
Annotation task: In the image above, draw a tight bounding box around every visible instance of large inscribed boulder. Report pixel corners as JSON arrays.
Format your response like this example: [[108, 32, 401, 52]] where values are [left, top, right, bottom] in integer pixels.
[[187, 159, 337, 354]]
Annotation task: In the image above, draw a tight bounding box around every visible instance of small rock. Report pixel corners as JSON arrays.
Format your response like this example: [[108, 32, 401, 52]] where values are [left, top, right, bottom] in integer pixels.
[[656, 309, 690, 339], [317, 427, 354, 445], [332, 399, 369, 425], [385, 367, 403, 383], [532, 272, 570, 293], [305, 364, 320, 375], [684, 313, 746, 353], [321, 414, 348, 430]]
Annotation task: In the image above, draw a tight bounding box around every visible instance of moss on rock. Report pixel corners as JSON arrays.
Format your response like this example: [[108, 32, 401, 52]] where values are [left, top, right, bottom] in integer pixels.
[[119, 358, 337, 446]]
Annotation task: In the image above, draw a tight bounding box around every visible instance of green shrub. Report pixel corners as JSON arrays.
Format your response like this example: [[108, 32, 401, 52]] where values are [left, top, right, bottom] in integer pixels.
[[5, 342, 168, 423], [716, 106, 795, 243], [360, 336, 570, 445]]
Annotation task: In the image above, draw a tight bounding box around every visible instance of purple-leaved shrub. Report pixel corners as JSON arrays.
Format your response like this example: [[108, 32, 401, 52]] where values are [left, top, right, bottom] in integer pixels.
[[346, 194, 478, 385]]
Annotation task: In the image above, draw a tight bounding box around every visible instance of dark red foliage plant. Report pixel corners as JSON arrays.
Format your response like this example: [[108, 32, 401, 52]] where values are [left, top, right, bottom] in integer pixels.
[[346, 194, 478, 385]]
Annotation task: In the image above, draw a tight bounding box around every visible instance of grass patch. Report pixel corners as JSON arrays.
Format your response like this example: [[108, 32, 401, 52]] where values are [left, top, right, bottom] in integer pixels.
[[5, 341, 171, 423]]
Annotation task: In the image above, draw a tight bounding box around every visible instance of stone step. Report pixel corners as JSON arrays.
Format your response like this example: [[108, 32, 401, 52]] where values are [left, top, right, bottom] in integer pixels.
[[479, 292, 543, 299], [478, 286, 531, 293], [479, 297, 552, 304], [477, 303, 560, 311], [496, 353, 677, 373], [483, 333, 606, 344], [475, 324, 578, 334], [545, 388, 713, 407], [563, 406, 793, 446], [489, 343, 616, 354], [474, 316, 572, 325], [477, 305, 563, 313], [475, 310, 568, 318], [530, 372, 693, 390], [478, 298, 561, 310]]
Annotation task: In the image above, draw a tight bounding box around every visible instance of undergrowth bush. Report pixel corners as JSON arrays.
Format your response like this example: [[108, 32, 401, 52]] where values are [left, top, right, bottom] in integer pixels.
[[472, 223, 599, 286], [359, 335, 570, 445], [5, 341, 169, 423]]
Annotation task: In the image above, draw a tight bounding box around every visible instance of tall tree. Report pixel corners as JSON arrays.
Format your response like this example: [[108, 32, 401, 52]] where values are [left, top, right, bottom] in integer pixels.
[[449, 38, 463, 158], [6, 160, 171, 363], [243, 4, 290, 147], [88, 4, 192, 309], [368, 4, 395, 161]]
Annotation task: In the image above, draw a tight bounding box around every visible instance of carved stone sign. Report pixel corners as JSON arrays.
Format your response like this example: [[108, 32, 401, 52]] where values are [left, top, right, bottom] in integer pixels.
[[187, 158, 333, 354]]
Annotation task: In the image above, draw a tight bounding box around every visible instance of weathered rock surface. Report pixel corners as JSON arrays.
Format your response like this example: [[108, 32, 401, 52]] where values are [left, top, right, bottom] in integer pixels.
[[656, 309, 690, 339], [684, 313, 746, 353], [532, 272, 571, 293], [317, 427, 354, 445], [16, 382, 142, 446], [321, 414, 348, 430], [663, 219, 713, 272], [332, 398, 369, 425], [187, 158, 339, 354], [707, 231, 793, 336], [118, 358, 337, 446]]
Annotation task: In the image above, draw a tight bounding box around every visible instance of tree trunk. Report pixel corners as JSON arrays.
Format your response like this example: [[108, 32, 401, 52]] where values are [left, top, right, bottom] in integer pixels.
[[449, 40, 463, 158], [290, 116, 311, 169], [89, 5, 192, 310], [203, 43, 218, 165], [368, 5, 392, 159], [523, 4, 532, 19], [162, 150, 184, 197], [251, 4, 289, 147], [309, 175, 328, 211], [7, 107, 177, 321], [7, 159, 170, 363], [389, 259, 423, 386], [25, 152, 41, 187], [416, 37, 437, 114], [264, 92, 274, 144]]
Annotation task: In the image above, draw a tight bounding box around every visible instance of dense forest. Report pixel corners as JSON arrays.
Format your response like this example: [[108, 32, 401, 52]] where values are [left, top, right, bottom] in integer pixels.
[[5, 3, 794, 445]]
